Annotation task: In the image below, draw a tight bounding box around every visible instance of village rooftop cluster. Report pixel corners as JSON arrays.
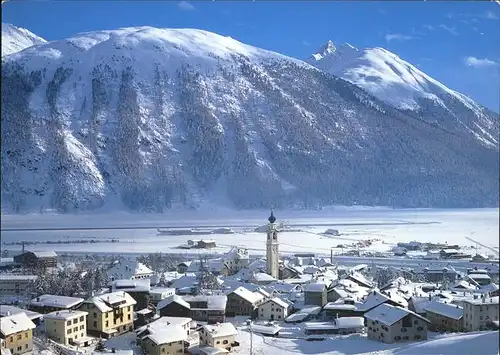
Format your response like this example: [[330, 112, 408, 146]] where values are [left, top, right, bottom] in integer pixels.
[[0, 212, 499, 354]]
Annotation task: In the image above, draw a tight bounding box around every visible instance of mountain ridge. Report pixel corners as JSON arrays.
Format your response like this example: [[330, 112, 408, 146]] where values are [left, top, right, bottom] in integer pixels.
[[1, 23, 47, 56], [306, 40, 499, 147], [1, 26, 498, 213]]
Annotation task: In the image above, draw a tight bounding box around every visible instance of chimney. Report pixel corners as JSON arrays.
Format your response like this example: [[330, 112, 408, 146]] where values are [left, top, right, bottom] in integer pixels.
[[428, 294, 431, 301], [37, 297, 40, 302], [6, 311, 11, 316]]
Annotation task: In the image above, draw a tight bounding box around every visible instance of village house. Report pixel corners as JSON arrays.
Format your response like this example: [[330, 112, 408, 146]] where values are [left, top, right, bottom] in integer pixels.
[[0, 275, 37, 296], [183, 295, 227, 324], [107, 260, 153, 281], [199, 323, 239, 352], [224, 247, 250, 275], [249, 323, 281, 337], [44, 310, 91, 347], [424, 301, 464, 332], [323, 298, 364, 319], [78, 291, 136, 338], [304, 282, 327, 307], [0, 313, 36, 355], [257, 297, 289, 321], [149, 287, 175, 305], [13, 251, 57, 269], [225, 287, 265, 318], [462, 295, 499, 331], [136, 316, 199, 355], [467, 272, 492, 286], [108, 279, 151, 310], [364, 303, 430, 344], [157, 295, 191, 319], [177, 261, 192, 274], [28, 295, 84, 314], [414, 267, 458, 283], [0, 306, 42, 327]]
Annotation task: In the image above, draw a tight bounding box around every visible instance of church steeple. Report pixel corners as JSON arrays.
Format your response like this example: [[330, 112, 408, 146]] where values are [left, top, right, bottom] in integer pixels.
[[268, 209, 276, 224]]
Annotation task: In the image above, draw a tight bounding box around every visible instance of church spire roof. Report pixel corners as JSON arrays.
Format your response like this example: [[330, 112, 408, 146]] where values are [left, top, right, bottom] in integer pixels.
[[268, 209, 276, 224]]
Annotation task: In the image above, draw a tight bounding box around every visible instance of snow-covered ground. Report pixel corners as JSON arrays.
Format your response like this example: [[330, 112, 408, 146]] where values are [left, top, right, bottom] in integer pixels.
[[234, 329, 499, 355], [1, 209, 498, 258]]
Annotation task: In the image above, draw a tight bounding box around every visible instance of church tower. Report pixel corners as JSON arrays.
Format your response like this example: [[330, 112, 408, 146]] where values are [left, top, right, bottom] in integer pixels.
[[266, 210, 280, 279]]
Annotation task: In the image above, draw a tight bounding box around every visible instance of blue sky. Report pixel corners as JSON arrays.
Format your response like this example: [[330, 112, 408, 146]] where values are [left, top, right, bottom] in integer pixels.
[[3, 1, 499, 111]]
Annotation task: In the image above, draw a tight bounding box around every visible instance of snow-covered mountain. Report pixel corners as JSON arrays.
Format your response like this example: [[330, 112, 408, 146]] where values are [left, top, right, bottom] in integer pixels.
[[1, 23, 47, 56], [306, 40, 499, 147], [1, 26, 498, 213]]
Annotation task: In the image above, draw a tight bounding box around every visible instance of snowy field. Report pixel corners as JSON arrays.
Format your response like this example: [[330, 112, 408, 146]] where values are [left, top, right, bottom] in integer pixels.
[[1, 208, 498, 259], [96, 326, 500, 355]]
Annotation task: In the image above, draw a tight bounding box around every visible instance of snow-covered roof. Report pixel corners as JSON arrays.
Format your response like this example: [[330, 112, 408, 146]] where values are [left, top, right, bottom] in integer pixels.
[[410, 297, 432, 314], [304, 282, 326, 293], [0, 306, 41, 320], [149, 287, 176, 296], [347, 272, 373, 288], [225, 247, 249, 260], [261, 297, 289, 309], [463, 296, 499, 305], [110, 278, 151, 292], [252, 272, 277, 282], [30, 294, 84, 309], [323, 302, 358, 311], [468, 273, 492, 280], [157, 295, 191, 310], [171, 275, 199, 289], [0, 274, 37, 281], [107, 260, 153, 280], [197, 346, 229, 355], [203, 322, 237, 338], [0, 313, 36, 336], [43, 310, 88, 321], [145, 326, 187, 345], [425, 301, 463, 320], [230, 286, 264, 304], [364, 303, 430, 326], [85, 291, 137, 312], [335, 317, 365, 329], [25, 250, 57, 258], [250, 324, 281, 335], [295, 305, 322, 315], [183, 295, 227, 310], [285, 312, 309, 322], [136, 316, 192, 335]]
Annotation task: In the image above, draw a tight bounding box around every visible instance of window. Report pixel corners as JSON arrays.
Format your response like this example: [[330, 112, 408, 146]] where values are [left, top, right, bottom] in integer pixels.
[[67, 329, 72, 335], [217, 341, 220, 344], [17, 334, 21, 340], [414, 335, 421, 340], [25, 344, 28, 349], [67, 320, 71, 326], [414, 320, 418, 325], [80, 316, 84, 322], [394, 336, 401, 341], [73, 319, 78, 324], [17, 346, 22, 351], [128, 314, 131, 320], [25, 332, 28, 338], [403, 336, 409, 340], [105, 321, 109, 327], [94, 312, 97, 318], [223, 340, 228, 344], [105, 313, 108, 318], [93, 321, 97, 327]]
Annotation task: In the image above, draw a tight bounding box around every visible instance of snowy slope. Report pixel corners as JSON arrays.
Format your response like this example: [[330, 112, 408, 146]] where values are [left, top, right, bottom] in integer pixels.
[[307, 41, 499, 147], [1, 26, 498, 213], [1, 23, 47, 56]]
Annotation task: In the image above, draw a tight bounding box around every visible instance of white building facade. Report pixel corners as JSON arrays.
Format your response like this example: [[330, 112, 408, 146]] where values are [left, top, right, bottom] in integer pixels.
[[257, 297, 289, 321]]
